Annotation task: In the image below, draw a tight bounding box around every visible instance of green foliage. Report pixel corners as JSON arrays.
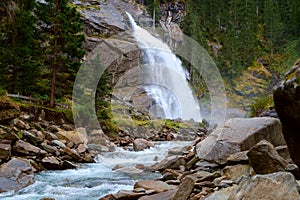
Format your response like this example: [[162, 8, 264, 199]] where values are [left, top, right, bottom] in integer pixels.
[[249, 95, 274, 117], [0, 0, 42, 95], [0, 87, 6, 96], [181, 0, 300, 81], [0, 0, 85, 107]]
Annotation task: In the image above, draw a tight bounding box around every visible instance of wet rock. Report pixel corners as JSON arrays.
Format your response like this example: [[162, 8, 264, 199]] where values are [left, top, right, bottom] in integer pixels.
[[173, 176, 195, 200], [112, 190, 145, 200], [150, 155, 186, 172], [13, 140, 46, 156], [0, 157, 34, 193], [196, 117, 285, 164], [229, 172, 300, 200], [247, 140, 287, 174], [41, 156, 61, 170], [134, 180, 175, 193], [41, 142, 58, 154], [62, 147, 81, 161], [88, 144, 113, 152], [138, 189, 177, 200], [62, 161, 77, 170], [77, 143, 88, 153], [51, 140, 66, 148], [168, 145, 192, 156], [274, 61, 300, 171], [0, 140, 11, 160], [99, 194, 116, 200], [133, 138, 154, 151]]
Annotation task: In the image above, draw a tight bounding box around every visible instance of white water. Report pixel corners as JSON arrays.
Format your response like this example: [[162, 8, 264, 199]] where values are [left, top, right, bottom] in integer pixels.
[[126, 12, 201, 121], [1, 141, 190, 200]]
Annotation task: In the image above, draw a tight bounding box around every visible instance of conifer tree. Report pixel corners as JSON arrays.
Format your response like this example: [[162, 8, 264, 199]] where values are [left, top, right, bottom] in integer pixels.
[[36, 0, 85, 107], [0, 0, 41, 95]]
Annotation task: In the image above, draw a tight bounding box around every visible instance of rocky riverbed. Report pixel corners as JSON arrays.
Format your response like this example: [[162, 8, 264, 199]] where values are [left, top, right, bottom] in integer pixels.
[[100, 117, 300, 200]]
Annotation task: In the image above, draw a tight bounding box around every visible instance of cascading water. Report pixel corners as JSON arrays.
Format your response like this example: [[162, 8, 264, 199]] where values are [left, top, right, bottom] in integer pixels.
[[126, 12, 201, 121]]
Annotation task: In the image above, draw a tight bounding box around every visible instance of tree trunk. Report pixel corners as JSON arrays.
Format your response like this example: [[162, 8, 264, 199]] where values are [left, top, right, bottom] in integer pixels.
[[153, 0, 155, 31], [50, 0, 59, 107]]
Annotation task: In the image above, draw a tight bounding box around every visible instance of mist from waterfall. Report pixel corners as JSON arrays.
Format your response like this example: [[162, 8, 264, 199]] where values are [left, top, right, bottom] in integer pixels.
[[126, 12, 201, 121]]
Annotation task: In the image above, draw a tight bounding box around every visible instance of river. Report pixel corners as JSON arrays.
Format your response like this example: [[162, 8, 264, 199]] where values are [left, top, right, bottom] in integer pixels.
[[0, 141, 190, 200]]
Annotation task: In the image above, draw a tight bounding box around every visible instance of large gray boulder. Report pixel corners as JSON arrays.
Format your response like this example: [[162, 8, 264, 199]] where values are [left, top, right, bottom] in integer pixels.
[[229, 172, 300, 200], [196, 117, 286, 164], [0, 158, 35, 193], [274, 60, 300, 173]]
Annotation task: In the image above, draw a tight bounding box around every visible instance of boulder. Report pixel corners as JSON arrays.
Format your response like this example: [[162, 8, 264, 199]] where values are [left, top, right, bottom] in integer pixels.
[[150, 155, 186, 172], [0, 125, 19, 141], [0, 157, 34, 193], [226, 151, 249, 165], [134, 180, 175, 193], [41, 142, 58, 154], [196, 117, 285, 164], [222, 164, 252, 183], [173, 176, 195, 200], [112, 190, 145, 200], [229, 172, 300, 200], [0, 140, 11, 160], [77, 143, 88, 153], [62, 147, 81, 161], [23, 131, 41, 146], [13, 140, 46, 156], [41, 156, 61, 170], [133, 138, 154, 151], [274, 61, 300, 171], [99, 194, 116, 200], [56, 130, 88, 146], [51, 140, 66, 148], [247, 140, 287, 174], [12, 118, 30, 130], [44, 131, 59, 141], [138, 189, 177, 200]]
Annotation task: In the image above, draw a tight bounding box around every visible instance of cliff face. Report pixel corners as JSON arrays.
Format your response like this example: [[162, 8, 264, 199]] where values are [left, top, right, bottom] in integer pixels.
[[72, 0, 152, 86]]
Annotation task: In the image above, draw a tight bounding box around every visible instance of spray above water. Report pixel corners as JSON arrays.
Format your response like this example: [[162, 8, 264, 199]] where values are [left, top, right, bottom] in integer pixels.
[[126, 12, 201, 121]]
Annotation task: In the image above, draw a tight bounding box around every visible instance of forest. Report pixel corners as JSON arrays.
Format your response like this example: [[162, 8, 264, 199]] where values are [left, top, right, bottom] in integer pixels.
[[1, 0, 300, 112]]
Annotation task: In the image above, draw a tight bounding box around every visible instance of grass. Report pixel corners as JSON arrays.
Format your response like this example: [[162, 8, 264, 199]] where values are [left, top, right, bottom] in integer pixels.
[[249, 94, 274, 117]]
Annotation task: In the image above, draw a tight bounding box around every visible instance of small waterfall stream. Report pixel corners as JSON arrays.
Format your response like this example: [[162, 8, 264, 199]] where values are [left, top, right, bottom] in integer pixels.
[[126, 12, 201, 121]]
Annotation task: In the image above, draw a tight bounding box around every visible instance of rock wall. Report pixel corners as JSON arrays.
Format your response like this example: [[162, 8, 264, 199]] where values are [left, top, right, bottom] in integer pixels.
[[274, 60, 300, 174]]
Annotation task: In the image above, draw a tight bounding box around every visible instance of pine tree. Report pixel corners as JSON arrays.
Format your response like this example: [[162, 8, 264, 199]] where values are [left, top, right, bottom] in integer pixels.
[[36, 0, 85, 107], [0, 0, 41, 95]]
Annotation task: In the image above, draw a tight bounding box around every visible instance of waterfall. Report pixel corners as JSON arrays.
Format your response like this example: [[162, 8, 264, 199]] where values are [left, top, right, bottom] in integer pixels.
[[126, 12, 201, 121]]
